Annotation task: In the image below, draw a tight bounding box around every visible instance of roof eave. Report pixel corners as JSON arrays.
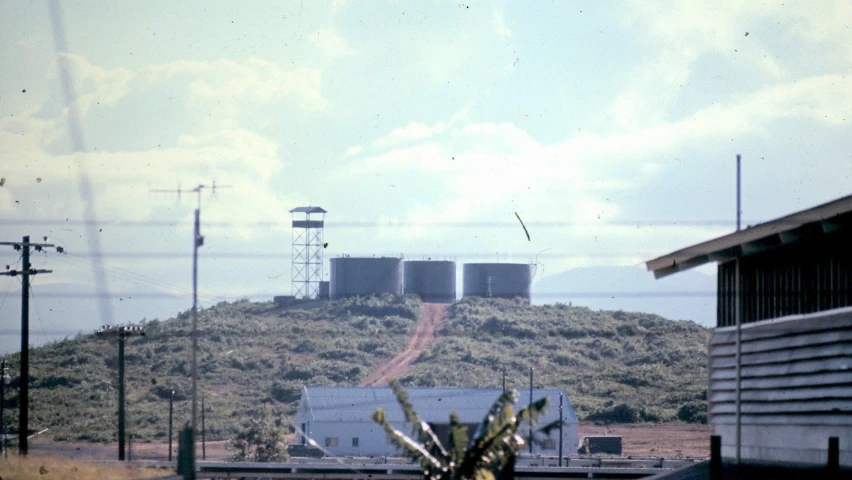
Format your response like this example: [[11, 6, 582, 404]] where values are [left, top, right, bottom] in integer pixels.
[[645, 194, 852, 278]]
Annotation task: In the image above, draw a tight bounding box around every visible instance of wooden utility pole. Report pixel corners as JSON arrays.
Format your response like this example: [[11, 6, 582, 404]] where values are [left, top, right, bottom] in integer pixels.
[[169, 389, 175, 462], [1, 360, 5, 454], [151, 181, 229, 468], [97, 325, 145, 460], [1, 236, 60, 455]]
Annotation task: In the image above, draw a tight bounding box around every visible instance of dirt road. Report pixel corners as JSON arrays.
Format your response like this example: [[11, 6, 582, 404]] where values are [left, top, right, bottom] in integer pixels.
[[360, 303, 448, 387]]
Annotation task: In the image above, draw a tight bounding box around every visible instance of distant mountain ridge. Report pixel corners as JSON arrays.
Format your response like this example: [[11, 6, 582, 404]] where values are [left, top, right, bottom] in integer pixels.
[[532, 266, 716, 326]]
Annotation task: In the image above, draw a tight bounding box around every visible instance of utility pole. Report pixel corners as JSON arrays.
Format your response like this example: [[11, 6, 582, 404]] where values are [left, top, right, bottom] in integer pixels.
[[1, 360, 5, 454], [201, 396, 206, 460], [97, 325, 145, 460], [151, 182, 229, 465], [169, 389, 174, 462], [1, 235, 61, 455], [558, 392, 563, 466], [529, 367, 533, 454]]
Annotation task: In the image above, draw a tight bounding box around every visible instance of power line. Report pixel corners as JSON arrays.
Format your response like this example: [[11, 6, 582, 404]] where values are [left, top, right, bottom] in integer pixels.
[[0, 218, 770, 228]]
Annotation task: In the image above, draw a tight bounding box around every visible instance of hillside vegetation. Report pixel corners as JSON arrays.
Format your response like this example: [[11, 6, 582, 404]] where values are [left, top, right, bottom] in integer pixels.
[[0, 295, 709, 444], [405, 297, 710, 422]]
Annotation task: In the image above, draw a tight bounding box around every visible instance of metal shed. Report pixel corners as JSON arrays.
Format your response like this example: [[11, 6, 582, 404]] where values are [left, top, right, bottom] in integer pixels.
[[294, 386, 578, 457]]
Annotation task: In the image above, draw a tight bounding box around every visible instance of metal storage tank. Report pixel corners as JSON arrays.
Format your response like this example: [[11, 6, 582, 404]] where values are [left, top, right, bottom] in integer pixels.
[[403, 260, 456, 303], [463, 263, 532, 300], [329, 257, 404, 299]]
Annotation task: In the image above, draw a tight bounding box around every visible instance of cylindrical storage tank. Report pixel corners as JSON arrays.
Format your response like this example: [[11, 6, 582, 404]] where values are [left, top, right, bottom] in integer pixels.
[[463, 263, 532, 300], [329, 257, 404, 299], [403, 261, 456, 303]]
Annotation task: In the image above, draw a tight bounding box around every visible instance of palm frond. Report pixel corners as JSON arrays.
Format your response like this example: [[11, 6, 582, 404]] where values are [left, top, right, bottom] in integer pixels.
[[448, 412, 469, 467], [373, 408, 448, 478], [389, 379, 450, 460]]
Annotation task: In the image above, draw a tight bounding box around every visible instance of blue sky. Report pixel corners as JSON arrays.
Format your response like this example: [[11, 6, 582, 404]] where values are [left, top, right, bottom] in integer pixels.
[[1, 1, 850, 337]]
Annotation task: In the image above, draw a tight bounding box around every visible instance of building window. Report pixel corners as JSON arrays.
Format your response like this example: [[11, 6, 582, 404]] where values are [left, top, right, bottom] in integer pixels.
[[541, 438, 556, 449], [325, 437, 339, 447], [352, 437, 359, 447]]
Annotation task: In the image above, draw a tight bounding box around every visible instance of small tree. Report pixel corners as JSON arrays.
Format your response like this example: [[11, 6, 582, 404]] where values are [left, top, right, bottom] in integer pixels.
[[373, 379, 554, 480], [228, 404, 289, 462]]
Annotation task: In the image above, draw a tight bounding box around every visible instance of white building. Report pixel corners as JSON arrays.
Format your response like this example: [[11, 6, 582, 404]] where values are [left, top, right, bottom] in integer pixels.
[[294, 386, 578, 457]]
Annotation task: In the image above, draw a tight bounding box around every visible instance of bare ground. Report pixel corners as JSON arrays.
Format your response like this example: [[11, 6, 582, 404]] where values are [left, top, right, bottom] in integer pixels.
[[578, 423, 712, 458], [359, 303, 448, 387]]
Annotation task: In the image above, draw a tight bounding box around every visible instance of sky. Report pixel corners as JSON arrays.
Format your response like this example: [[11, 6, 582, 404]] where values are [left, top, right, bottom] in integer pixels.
[[1, 0, 851, 347]]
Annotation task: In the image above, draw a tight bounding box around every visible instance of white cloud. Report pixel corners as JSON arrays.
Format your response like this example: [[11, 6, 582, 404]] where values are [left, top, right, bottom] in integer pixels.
[[492, 8, 512, 38], [311, 29, 355, 59], [372, 122, 446, 149], [344, 145, 363, 157]]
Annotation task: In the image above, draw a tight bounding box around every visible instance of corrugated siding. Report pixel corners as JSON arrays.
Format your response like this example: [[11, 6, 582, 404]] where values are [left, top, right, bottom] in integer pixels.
[[710, 309, 852, 424], [709, 308, 852, 463]]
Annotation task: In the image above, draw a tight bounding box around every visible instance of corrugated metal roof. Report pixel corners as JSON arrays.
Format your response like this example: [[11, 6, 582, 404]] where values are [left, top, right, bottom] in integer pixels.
[[645, 193, 852, 278], [301, 386, 577, 425], [290, 206, 327, 214]]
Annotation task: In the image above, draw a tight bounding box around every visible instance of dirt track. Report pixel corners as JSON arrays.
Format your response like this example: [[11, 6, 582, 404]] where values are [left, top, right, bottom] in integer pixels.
[[360, 303, 448, 387]]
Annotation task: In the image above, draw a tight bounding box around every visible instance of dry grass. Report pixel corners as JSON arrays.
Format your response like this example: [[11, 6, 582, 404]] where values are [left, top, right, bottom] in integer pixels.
[[0, 453, 174, 480]]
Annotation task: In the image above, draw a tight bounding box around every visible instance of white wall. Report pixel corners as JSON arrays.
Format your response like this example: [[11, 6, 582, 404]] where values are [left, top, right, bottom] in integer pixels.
[[296, 419, 578, 458]]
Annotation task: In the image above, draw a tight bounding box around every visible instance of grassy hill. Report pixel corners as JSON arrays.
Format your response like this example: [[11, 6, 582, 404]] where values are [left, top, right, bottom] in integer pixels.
[[0, 295, 709, 444]]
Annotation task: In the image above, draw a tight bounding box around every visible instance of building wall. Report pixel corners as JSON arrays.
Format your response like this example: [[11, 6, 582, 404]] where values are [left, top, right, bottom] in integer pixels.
[[708, 307, 852, 465], [716, 228, 852, 327], [296, 420, 578, 457]]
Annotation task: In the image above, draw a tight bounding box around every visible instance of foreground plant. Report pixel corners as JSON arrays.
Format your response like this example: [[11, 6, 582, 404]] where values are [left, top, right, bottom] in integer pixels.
[[228, 404, 289, 462], [373, 379, 554, 480]]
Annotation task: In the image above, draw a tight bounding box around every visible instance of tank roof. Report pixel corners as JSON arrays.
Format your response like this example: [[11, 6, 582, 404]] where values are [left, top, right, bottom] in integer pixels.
[[289, 206, 327, 214]]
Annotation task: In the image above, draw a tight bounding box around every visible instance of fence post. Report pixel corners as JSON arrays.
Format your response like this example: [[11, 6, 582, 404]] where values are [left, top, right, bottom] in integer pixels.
[[828, 436, 839, 473], [710, 435, 722, 480], [177, 425, 196, 480]]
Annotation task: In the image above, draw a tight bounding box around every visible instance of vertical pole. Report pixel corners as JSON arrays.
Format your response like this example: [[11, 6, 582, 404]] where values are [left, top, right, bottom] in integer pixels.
[[201, 396, 206, 460], [305, 218, 310, 299], [502, 366, 506, 393], [128, 434, 132, 462], [828, 436, 839, 472], [20, 235, 29, 455], [710, 435, 722, 480], [169, 390, 174, 462], [118, 335, 126, 461], [191, 208, 200, 458], [736, 154, 742, 232], [1, 360, 4, 454], [558, 393, 563, 466], [735, 258, 742, 464], [529, 367, 533, 454]]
